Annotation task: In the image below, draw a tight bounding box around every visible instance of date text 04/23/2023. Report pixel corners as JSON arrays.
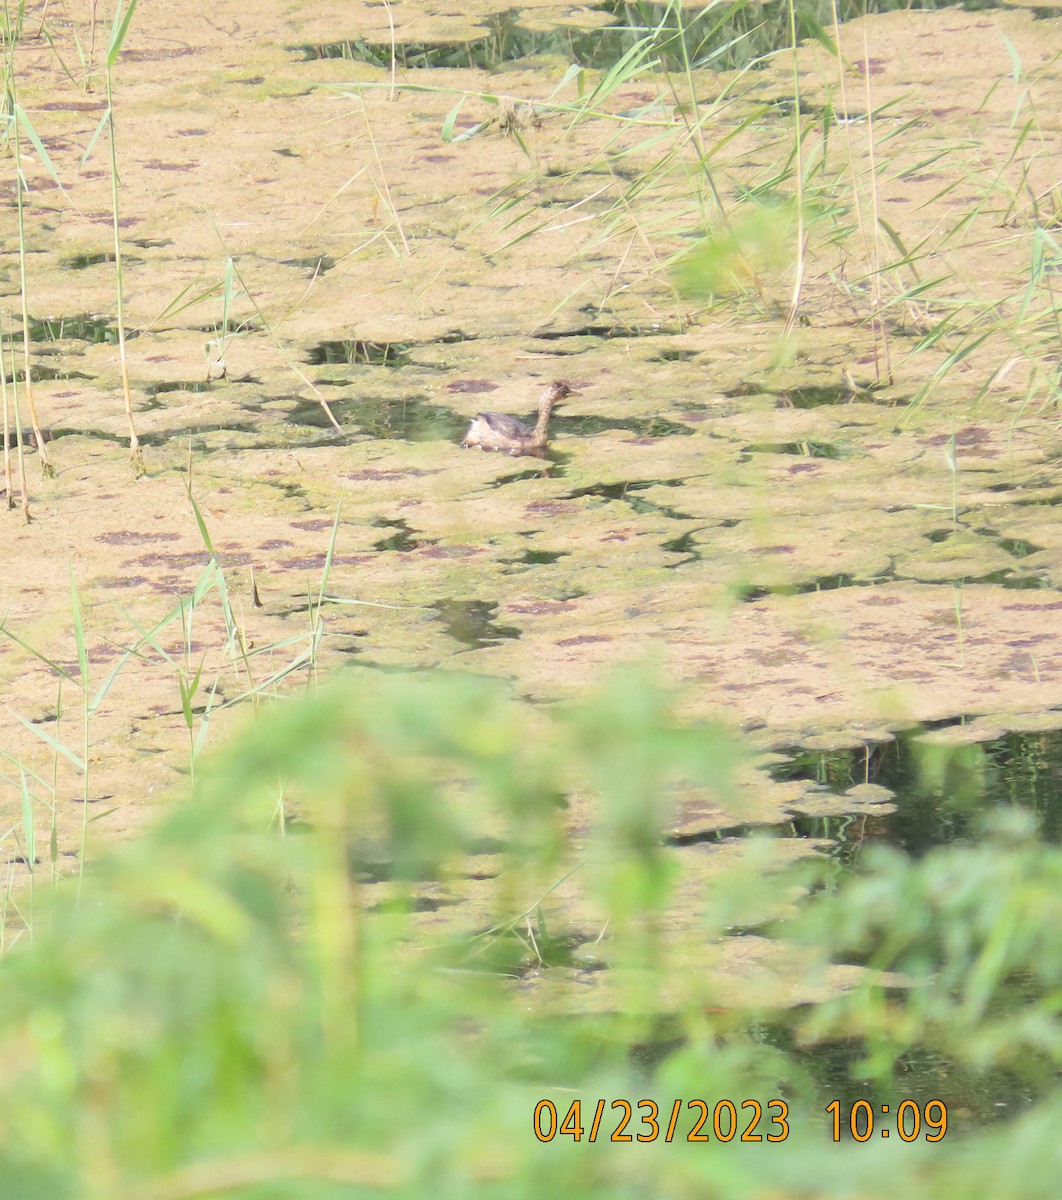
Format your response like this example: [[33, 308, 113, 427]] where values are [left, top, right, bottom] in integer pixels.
[[533, 1099, 949, 1143]]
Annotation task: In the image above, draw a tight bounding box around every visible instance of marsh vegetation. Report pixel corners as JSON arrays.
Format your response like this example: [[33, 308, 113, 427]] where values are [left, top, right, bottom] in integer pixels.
[[1, 0, 1062, 1193]]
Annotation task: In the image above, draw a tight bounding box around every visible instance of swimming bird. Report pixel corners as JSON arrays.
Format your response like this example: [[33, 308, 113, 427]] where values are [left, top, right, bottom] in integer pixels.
[[461, 381, 573, 458]]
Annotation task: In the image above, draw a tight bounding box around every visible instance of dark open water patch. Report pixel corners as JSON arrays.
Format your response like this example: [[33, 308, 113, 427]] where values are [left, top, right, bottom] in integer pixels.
[[740, 441, 846, 460], [27, 314, 122, 344], [493, 467, 559, 487], [514, 548, 569, 565], [143, 380, 217, 398], [293, 2, 1003, 76], [292, 11, 602, 70], [735, 572, 894, 600], [773, 385, 850, 407], [661, 530, 701, 565], [771, 722, 1062, 859], [672, 718, 1062, 1126], [555, 413, 693, 438], [953, 568, 1051, 590], [533, 320, 688, 341], [992, 535, 1043, 559], [187, 321, 263, 336], [669, 722, 1062, 860], [625, 1030, 1025, 1134], [726, 382, 903, 410], [752, 1027, 1030, 1130], [927, 528, 1045, 561], [432, 599, 522, 649], [3, 365, 94, 384], [1013, 490, 1062, 508], [281, 254, 336, 275], [566, 478, 693, 519], [306, 339, 414, 367], [288, 394, 467, 441], [372, 516, 436, 552], [63, 251, 117, 269]]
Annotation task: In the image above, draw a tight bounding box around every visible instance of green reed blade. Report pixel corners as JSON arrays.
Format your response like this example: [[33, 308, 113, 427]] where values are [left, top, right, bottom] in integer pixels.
[[80, 109, 110, 166], [13, 103, 69, 197], [19, 767, 35, 873], [7, 709, 86, 772], [68, 569, 89, 688], [0, 621, 79, 684], [107, 0, 138, 67]]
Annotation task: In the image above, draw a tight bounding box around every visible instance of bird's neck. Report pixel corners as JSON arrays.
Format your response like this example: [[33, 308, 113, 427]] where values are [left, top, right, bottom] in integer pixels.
[[530, 400, 553, 446]]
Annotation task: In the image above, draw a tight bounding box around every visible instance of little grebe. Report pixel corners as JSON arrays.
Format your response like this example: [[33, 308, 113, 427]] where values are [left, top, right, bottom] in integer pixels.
[[461, 381, 573, 458]]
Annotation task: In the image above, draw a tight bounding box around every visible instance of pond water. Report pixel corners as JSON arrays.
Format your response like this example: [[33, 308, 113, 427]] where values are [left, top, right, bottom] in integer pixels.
[[774, 724, 1062, 856], [1, 0, 1061, 1133]]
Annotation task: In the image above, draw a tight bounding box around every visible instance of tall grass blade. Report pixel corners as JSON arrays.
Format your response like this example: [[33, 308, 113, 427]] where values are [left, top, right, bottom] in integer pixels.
[[68, 569, 90, 687], [6, 709, 87, 771], [107, 0, 138, 66]]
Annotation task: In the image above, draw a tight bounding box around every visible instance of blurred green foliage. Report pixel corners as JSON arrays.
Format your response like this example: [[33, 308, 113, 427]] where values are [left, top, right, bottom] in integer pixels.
[[672, 199, 804, 299], [0, 671, 1061, 1198]]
